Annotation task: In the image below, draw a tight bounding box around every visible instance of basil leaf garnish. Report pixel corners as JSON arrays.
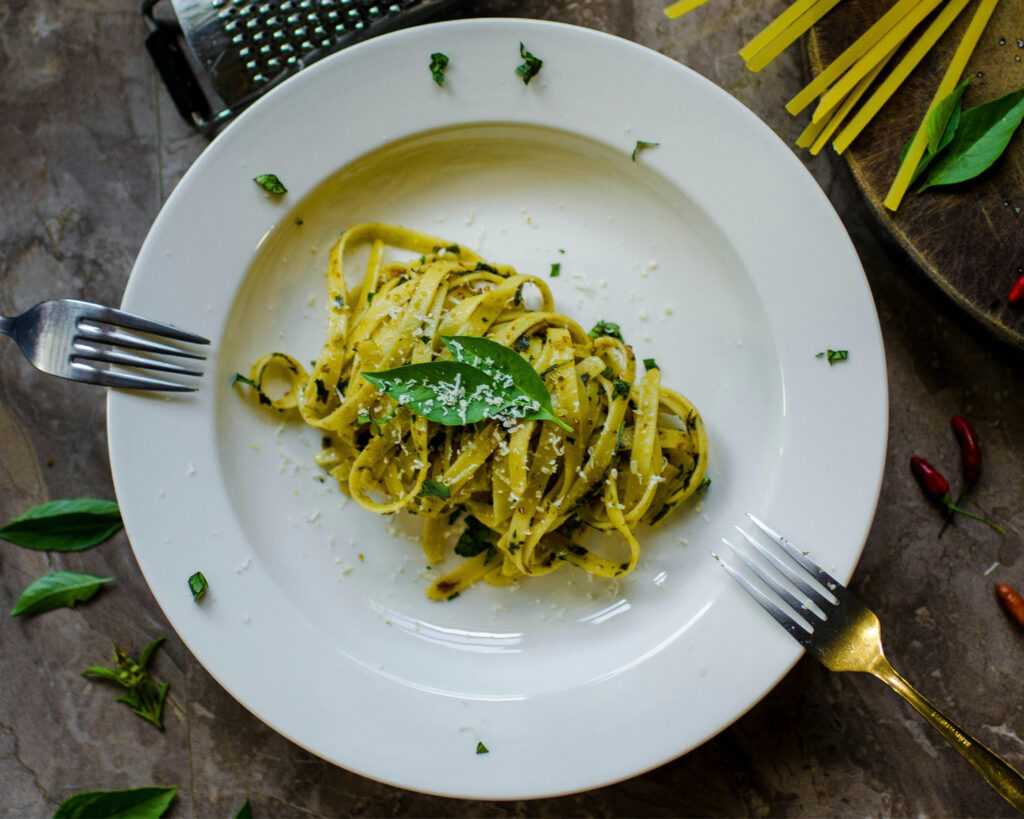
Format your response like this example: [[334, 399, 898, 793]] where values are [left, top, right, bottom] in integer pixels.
[[188, 571, 208, 602], [0, 499, 122, 552], [361, 337, 572, 431], [442, 335, 571, 430], [419, 479, 451, 499], [588, 320, 624, 341], [53, 786, 177, 819], [918, 85, 1024, 192], [253, 173, 286, 195], [10, 571, 113, 617], [631, 140, 660, 161], [454, 516, 492, 557], [515, 42, 542, 85], [429, 51, 449, 85]]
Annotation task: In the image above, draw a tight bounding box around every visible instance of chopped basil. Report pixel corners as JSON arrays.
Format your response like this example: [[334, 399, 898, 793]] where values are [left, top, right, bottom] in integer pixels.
[[82, 637, 169, 730], [454, 515, 491, 557], [314, 378, 329, 403], [357, 409, 371, 425], [550, 262, 561, 277], [447, 591, 461, 601], [476, 741, 489, 754], [10, 571, 113, 617], [612, 378, 631, 397], [0, 499, 122, 552], [631, 140, 660, 161], [419, 479, 451, 499], [253, 174, 286, 195], [475, 261, 498, 274], [588, 320, 624, 341], [515, 42, 542, 85], [429, 51, 449, 86], [333, 295, 345, 310], [187, 571, 208, 602], [815, 349, 849, 365], [643, 357, 659, 370], [698, 476, 711, 492]]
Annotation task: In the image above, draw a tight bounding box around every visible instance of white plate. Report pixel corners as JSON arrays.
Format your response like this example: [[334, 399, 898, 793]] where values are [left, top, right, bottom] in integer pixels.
[[108, 19, 887, 799]]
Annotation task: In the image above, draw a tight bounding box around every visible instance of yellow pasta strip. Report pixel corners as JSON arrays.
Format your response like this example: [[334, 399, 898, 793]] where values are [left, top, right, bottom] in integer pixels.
[[663, 0, 712, 18], [884, 0, 1001, 210], [812, 0, 945, 122], [786, 0, 926, 115], [809, 42, 902, 154], [745, 0, 846, 73], [796, 102, 839, 148], [739, 0, 824, 61], [832, 0, 973, 155]]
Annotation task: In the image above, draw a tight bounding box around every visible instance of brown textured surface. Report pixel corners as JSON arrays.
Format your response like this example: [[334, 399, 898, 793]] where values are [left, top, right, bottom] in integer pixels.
[[807, 0, 1024, 348], [2, 0, 1024, 815]]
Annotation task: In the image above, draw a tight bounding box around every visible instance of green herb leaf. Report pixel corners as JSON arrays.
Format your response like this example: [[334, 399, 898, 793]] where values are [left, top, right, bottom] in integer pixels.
[[419, 479, 451, 499], [454, 516, 492, 557], [188, 571, 208, 602], [234, 797, 253, 819], [643, 357, 659, 371], [612, 378, 631, 397], [10, 571, 113, 616], [253, 174, 286, 195], [631, 140, 660, 161], [927, 78, 971, 154], [588, 320, 624, 341], [429, 52, 449, 85], [0, 499, 122, 552], [53, 786, 178, 819], [918, 85, 1024, 192], [476, 741, 489, 754], [515, 42, 542, 85], [442, 335, 572, 431], [550, 262, 561, 277], [83, 639, 169, 730], [698, 475, 711, 492], [815, 349, 848, 365]]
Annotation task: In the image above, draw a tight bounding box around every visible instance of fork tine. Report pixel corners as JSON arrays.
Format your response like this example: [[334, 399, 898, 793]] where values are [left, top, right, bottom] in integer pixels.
[[70, 361, 198, 392], [73, 341, 204, 376], [715, 546, 814, 647], [724, 535, 826, 622], [75, 302, 210, 344], [77, 323, 206, 360], [734, 527, 836, 611], [747, 513, 844, 595]]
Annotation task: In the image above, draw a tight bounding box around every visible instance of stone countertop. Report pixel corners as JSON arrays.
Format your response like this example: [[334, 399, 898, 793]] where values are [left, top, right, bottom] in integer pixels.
[[2, 0, 1023, 815]]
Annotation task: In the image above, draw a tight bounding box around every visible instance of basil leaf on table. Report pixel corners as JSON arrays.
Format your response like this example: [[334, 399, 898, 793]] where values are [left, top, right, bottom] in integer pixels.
[[442, 336, 571, 430], [918, 86, 1024, 192], [10, 571, 113, 616], [82, 637, 169, 730], [0, 499, 122, 552], [235, 797, 254, 818], [53, 786, 177, 819], [898, 79, 968, 186]]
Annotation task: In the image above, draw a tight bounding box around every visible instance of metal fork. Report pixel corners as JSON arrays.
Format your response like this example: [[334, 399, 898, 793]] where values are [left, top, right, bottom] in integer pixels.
[[718, 513, 1024, 813], [0, 299, 209, 392]]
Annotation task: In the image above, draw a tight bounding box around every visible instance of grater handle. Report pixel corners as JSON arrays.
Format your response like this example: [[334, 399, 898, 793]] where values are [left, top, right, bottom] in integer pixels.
[[143, 16, 214, 131]]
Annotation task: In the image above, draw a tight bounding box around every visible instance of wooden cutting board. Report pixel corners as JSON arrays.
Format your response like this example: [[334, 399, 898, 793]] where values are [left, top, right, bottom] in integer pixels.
[[806, 0, 1024, 349]]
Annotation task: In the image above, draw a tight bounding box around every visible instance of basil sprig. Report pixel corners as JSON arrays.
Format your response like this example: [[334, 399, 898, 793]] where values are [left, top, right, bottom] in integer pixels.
[[361, 336, 571, 431], [0, 499, 122, 552], [899, 82, 1024, 192], [83, 637, 169, 730], [54, 786, 177, 819], [10, 571, 113, 616]]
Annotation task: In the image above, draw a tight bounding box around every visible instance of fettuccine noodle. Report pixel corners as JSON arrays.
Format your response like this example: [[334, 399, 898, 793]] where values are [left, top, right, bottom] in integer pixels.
[[238, 223, 708, 599]]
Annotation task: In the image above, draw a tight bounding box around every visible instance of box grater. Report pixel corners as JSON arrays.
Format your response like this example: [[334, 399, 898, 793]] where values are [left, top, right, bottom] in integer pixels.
[[142, 0, 461, 133]]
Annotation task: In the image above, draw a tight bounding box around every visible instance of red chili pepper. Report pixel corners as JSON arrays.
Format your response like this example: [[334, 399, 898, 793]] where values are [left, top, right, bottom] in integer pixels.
[[910, 456, 950, 500], [996, 583, 1024, 628], [951, 415, 982, 487], [1009, 272, 1024, 304], [910, 455, 1004, 533]]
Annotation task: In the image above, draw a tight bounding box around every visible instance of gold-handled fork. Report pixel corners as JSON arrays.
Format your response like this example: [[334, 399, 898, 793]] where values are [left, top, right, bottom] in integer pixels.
[[718, 513, 1024, 814]]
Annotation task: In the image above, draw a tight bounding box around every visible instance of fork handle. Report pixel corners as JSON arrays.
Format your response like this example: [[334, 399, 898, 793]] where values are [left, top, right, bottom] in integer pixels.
[[873, 659, 1024, 812]]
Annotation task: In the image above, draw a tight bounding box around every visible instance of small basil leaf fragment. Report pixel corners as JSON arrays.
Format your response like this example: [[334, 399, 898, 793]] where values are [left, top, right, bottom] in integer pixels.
[[550, 262, 561, 277], [188, 571, 209, 602], [631, 140, 660, 161], [476, 741, 490, 754], [588, 321, 624, 341], [643, 357, 659, 371], [515, 42, 542, 85], [429, 51, 449, 85], [419, 479, 451, 499], [53, 786, 178, 819], [454, 516, 492, 558], [10, 571, 113, 617], [253, 174, 287, 195], [0, 499, 122, 552], [815, 349, 849, 365]]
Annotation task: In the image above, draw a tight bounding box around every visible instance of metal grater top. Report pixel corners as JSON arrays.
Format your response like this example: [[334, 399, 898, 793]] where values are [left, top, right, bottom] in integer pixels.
[[143, 0, 459, 133]]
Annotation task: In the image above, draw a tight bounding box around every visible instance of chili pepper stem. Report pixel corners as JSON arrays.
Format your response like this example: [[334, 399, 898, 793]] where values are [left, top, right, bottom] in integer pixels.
[[945, 500, 1004, 533], [937, 488, 967, 537]]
